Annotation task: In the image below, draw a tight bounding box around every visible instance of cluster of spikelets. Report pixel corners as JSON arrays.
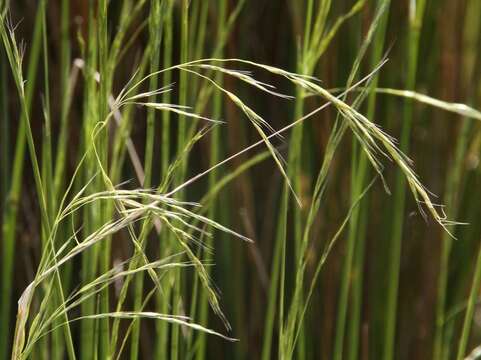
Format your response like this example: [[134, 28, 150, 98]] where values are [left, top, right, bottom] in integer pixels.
[[5, 10, 481, 358], [10, 59, 455, 358]]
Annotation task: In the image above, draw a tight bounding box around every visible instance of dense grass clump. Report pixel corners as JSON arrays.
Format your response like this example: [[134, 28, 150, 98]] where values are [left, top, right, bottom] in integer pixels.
[[1, 1, 481, 359]]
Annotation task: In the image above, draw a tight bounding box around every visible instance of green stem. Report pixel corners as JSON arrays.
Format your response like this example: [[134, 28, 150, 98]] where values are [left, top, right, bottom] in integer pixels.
[[433, 0, 481, 356], [156, 1, 173, 357], [0, 2, 50, 358], [129, 1, 162, 359], [346, 2, 390, 359], [383, 1, 426, 359], [195, 2, 225, 359], [456, 239, 481, 360], [81, 2, 99, 358], [171, 2, 189, 358], [97, 0, 110, 358]]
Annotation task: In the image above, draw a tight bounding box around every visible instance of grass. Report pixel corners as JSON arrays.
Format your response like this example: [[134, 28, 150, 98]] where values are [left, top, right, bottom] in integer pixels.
[[0, 4, 44, 357], [2, 1, 481, 359], [383, 1, 426, 358]]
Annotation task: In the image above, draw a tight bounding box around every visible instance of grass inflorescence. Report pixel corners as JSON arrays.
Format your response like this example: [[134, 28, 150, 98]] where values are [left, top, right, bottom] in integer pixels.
[[1, 1, 481, 359]]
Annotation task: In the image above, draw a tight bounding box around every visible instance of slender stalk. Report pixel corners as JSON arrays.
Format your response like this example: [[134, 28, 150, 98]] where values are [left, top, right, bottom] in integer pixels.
[[278, 189, 288, 360], [40, 5, 63, 359], [0, 35, 8, 211], [156, 1, 173, 357], [346, 2, 390, 359], [0, 32, 10, 360], [97, 1, 110, 358], [433, 0, 481, 357], [185, 1, 211, 347], [53, 0, 72, 204], [261, 221, 283, 360], [383, 1, 426, 359], [80, 2, 99, 358], [171, 1, 189, 359], [129, 1, 162, 359], [176, 0, 189, 178], [331, 3, 388, 359], [51, 8, 74, 354], [2, 2, 77, 358], [195, 1, 225, 359], [456, 238, 481, 360], [276, 1, 333, 358], [0, 3, 45, 358]]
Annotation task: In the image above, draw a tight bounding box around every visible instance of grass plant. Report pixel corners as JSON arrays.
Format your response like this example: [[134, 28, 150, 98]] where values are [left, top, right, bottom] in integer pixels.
[[2, 1, 481, 359]]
